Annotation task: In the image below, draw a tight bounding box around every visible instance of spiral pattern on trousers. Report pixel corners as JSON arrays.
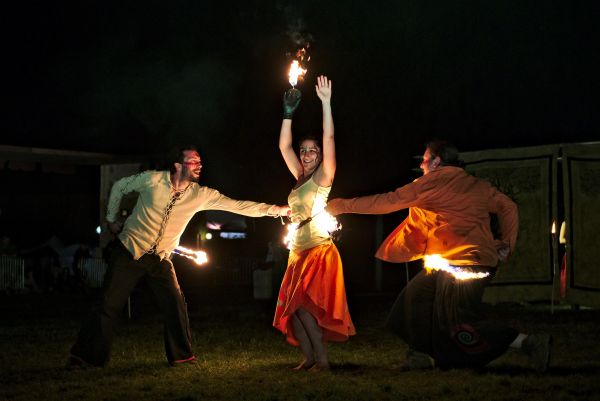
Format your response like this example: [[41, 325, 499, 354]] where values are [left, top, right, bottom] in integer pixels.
[[456, 329, 478, 346]]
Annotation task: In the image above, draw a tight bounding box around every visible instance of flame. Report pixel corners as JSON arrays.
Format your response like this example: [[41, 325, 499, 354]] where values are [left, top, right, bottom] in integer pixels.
[[283, 222, 299, 249], [551, 219, 556, 234], [423, 254, 490, 281], [314, 211, 342, 234], [173, 245, 208, 265], [282, 211, 341, 250], [288, 60, 307, 87]]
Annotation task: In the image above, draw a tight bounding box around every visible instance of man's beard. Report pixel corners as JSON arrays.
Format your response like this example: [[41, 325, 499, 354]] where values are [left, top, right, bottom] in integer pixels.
[[184, 171, 200, 183]]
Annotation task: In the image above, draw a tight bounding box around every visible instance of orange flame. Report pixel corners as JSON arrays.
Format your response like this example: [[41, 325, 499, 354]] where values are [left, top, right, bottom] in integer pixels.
[[282, 211, 341, 250], [173, 245, 208, 265], [423, 254, 490, 280], [283, 222, 299, 249], [288, 60, 307, 87]]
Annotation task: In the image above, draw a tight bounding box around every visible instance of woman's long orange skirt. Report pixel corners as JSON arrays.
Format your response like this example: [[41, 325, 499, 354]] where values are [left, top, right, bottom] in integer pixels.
[[273, 243, 356, 346]]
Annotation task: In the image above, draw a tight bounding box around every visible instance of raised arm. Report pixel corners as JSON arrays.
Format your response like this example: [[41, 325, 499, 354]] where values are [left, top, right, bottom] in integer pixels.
[[313, 75, 335, 187], [279, 89, 303, 179]]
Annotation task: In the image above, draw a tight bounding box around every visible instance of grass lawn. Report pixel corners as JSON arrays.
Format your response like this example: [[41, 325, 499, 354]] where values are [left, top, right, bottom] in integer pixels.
[[1, 291, 599, 401]]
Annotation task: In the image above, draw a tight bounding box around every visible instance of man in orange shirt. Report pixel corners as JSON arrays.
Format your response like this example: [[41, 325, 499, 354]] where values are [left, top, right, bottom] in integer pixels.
[[327, 140, 551, 372]]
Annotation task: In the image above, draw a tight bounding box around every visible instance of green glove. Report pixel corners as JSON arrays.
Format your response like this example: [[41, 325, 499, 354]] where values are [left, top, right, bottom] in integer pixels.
[[283, 88, 301, 119]]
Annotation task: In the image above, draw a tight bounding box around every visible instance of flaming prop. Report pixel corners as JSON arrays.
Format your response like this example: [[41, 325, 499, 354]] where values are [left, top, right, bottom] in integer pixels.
[[173, 245, 208, 265], [283, 222, 299, 249], [288, 60, 307, 87], [423, 254, 490, 281], [288, 47, 309, 87], [283, 211, 341, 250]]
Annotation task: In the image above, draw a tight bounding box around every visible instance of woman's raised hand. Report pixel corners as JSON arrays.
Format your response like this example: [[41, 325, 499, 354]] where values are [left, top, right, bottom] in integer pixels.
[[315, 75, 332, 103]]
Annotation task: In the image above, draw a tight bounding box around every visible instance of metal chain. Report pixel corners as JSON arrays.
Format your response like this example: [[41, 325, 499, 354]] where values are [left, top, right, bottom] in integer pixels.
[[146, 186, 190, 254]]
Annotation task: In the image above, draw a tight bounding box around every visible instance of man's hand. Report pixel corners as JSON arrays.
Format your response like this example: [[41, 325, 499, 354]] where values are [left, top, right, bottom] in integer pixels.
[[497, 245, 510, 262], [283, 88, 301, 119], [276, 205, 291, 217], [108, 221, 123, 235], [325, 198, 342, 216]]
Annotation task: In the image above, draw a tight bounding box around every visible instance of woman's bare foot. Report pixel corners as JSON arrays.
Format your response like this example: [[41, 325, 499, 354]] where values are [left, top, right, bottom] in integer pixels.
[[308, 362, 330, 372], [292, 360, 315, 371]]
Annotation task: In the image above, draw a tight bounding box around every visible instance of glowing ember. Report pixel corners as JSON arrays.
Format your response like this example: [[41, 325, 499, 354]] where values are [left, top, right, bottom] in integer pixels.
[[423, 254, 490, 280], [288, 60, 307, 87], [173, 245, 208, 265]]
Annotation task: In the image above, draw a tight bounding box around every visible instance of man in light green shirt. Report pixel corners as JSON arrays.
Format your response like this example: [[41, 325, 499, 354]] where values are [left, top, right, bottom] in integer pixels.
[[69, 146, 289, 367]]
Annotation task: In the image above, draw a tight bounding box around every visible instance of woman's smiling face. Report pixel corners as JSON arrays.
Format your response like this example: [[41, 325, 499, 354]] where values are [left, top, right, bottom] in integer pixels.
[[299, 139, 321, 174]]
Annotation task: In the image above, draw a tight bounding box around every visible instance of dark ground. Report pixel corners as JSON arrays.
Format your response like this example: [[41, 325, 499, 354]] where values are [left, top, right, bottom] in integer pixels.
[[1, 285, 600, 401]]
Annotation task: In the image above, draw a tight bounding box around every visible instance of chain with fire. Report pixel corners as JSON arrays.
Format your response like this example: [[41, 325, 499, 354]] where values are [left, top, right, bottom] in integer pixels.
[[423, 254, 490, 281], [172, 245, 208, 266], [282, 208, 342, 250]]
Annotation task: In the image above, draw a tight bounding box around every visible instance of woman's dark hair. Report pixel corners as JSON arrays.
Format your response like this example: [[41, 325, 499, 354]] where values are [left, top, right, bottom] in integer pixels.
[[297, 135, 322, 152], [425, 139, 462, 167]]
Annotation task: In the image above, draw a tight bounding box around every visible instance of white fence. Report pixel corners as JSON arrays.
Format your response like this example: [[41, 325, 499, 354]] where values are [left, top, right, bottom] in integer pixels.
[[78, 258, 108, 288], [0, 256, 25, 290]]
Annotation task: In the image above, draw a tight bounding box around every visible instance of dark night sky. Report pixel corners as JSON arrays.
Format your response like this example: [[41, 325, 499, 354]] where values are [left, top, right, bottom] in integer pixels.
[[4, 0, 600, 200]]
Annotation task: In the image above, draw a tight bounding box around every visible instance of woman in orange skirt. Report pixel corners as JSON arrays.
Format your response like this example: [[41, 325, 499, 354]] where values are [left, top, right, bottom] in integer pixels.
[[273, 75, 355, 371]]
